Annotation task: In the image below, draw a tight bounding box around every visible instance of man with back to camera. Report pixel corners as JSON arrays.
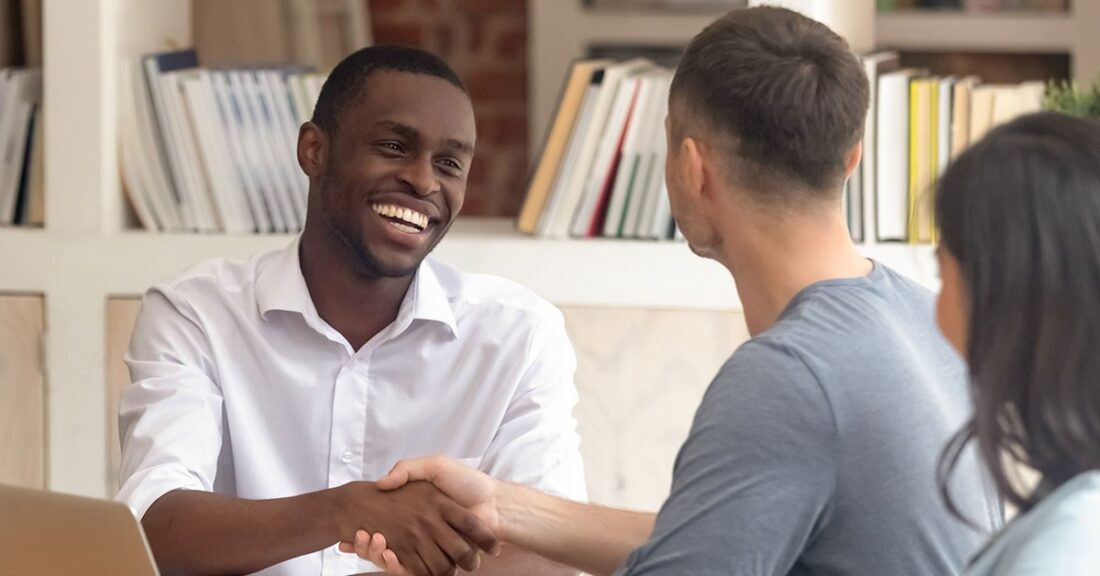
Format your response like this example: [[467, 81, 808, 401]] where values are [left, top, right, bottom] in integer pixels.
[[116, 45, 584, 576], [349, 7, 1004, 576]]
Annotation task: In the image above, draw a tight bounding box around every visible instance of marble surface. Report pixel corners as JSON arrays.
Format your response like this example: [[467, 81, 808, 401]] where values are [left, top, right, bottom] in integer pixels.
[[561, 306, 749, 510]]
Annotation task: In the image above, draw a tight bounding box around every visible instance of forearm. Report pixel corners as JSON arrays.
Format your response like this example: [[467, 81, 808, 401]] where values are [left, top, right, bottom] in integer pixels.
[[473, 545, 577, 576], [498, 484, 655, 576], [142, 487, 343, 576]]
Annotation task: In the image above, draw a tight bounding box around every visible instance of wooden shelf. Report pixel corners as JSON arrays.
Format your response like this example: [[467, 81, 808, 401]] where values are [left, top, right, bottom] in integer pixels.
[[875, 12, 1076, 52]]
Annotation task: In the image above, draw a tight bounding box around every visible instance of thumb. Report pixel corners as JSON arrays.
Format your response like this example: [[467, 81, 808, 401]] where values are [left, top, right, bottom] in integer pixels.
[[377, 457, 440, 491]]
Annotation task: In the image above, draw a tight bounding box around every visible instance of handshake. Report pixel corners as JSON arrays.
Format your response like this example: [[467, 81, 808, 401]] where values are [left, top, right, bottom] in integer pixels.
[[338, 457, 510, 576]]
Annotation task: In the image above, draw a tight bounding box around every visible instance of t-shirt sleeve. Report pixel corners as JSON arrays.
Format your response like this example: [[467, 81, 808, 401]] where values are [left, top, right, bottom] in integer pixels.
[[616, 338, 839, 576]]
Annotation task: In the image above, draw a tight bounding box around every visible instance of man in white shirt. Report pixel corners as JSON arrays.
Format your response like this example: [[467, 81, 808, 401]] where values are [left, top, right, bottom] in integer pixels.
[[117, 45, 585, 576]]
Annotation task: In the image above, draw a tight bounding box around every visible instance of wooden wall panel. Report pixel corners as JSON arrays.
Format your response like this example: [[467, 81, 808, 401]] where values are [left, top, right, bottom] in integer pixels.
[[106, 297, 142, 493], [0, 294, 45, 488]]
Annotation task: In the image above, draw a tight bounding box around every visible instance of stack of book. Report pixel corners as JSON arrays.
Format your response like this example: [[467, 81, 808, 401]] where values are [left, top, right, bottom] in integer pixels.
[[853, 51, 1048, 244], [518, 59, 681, 241], [119, 49, 327, 233], [0, 67, 43, 227], [522, 55, 1052, 245]]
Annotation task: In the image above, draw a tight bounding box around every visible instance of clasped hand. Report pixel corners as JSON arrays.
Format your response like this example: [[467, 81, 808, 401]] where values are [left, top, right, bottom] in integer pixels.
[[338, 457, 501, 576]]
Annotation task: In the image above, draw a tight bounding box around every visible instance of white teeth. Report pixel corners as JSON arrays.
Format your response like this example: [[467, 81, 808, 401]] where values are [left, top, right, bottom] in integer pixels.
[[371, 203, 429, 230]]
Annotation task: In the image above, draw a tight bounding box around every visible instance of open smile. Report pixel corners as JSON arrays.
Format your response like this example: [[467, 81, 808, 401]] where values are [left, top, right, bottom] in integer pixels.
[[371, 203, 431, 235]]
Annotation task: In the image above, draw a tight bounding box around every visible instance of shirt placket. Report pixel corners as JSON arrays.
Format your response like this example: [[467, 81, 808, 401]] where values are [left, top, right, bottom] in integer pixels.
[[321, 350, 372, 576]]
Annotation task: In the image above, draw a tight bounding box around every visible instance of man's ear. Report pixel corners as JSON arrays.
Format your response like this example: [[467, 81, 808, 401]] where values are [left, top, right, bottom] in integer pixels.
[[843, 140, 863, 181], [298, 122, 327, 178], [680, 136, 706, 201]]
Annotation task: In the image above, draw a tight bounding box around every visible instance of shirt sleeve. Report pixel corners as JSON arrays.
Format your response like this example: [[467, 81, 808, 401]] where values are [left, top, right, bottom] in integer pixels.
[[616, 338, 839, 576], [115, 285, 225, 520], [478, 305, 588, 502]]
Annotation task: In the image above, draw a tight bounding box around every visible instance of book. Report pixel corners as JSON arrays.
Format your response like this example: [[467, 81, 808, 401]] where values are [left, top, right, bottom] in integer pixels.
[[908, 77, 936, 244], [143, 49, 203, 231], [950, 76, 979, 160], [536, 76, 602, 237], [876, 68, 919, 242], [622, 72, 671, 238], [517, 60, 607, 234], [543, 59, 650, 239], [603, 72, 660, 238], [570, 75, 644, 237], [0, 68, 40, 225]]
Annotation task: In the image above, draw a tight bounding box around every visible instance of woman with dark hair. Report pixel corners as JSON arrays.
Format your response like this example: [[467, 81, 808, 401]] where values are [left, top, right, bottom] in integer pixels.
[[935, 112, 1100, 574]]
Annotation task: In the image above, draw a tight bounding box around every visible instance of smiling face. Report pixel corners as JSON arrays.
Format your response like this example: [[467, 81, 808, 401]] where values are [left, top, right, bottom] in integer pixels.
[[304, 70, 476, 278]]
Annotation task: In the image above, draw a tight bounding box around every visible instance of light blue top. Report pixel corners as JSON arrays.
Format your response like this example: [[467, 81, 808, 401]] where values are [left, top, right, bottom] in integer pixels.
[[966, 471, 1100, 576]]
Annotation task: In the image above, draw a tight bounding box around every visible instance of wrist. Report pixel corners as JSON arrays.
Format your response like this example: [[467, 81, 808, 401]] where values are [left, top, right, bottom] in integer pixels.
[[318, 483, 353, 541], [495, 481, 527, 546]]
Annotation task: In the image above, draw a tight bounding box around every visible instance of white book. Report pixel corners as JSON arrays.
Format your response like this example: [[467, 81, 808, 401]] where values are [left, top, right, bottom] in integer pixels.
[[536, 81, 600, 237], [210, 71, 273, 233], [0, 69, 40, 224], [160, 72, 220, 231], [859, 51, 900, 246], [181, 72, 255, 233], [546, 59, 652, 239], [258, 70, 309, 222], [937, 76, 955, 178], [629, 73, 672, 238], [601, 75, 654, 238], [126, 60, 183, 231], [117, 63, 162, 231], [228, 70, 292, 232], [239, 71, 301, 230], [617, 74, 663, 238], [570, 76, 642, 237], [876, 69, 919, 242], [144, 54, 200, 231]]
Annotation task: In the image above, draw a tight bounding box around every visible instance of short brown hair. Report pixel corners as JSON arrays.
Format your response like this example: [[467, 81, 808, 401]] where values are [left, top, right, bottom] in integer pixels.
[[670, 6, 869, 201]]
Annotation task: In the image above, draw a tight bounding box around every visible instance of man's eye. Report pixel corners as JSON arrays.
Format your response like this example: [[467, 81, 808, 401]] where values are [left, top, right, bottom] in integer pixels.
[[437, 159, 463, 172], [381, 142, 404, 153]]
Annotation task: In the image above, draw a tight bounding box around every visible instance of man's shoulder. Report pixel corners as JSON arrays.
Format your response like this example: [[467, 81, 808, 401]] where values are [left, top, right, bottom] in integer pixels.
[[154, 247, 277, 303], [426, 258, 562, 324]]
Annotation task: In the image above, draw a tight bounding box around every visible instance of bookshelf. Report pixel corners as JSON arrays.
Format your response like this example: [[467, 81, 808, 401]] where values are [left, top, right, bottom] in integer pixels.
[[2, 0, 947, 500], [530, 0, 1100, 149]]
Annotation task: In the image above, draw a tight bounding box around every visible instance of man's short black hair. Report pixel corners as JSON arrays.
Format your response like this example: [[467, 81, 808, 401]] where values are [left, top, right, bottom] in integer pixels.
[[671, 6, 870, 201], [311, 44, 467, 133]]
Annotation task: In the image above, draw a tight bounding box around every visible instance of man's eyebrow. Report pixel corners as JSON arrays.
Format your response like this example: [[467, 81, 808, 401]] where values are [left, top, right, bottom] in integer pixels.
[[377, 121, 420, 142], [445, 138, 474, 155], [376, 121, 473, 155]]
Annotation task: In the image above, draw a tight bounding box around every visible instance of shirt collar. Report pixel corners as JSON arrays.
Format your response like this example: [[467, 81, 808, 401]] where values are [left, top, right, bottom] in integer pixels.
[[256, 238, 458, 337]]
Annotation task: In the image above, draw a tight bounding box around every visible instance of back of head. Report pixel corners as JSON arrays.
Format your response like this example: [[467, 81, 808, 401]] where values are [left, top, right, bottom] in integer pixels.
[[936, 112, 1100, 512], [311, 44, 467, 134], [669, 6, 869, 206]]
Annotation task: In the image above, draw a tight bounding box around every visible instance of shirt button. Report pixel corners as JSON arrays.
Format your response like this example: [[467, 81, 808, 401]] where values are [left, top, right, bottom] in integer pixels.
[[341, 450, 354, 463]]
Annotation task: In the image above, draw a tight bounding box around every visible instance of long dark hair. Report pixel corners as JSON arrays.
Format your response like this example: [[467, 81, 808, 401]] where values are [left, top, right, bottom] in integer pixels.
[[936, 112, 1100, 516]]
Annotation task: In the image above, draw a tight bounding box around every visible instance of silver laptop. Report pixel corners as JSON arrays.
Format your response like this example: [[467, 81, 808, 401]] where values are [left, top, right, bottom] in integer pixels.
[[0, 482, 159, 576]]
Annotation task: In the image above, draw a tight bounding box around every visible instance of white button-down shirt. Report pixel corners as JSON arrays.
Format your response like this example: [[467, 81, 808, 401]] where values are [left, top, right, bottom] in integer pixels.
[[117, 239, 586, 576]]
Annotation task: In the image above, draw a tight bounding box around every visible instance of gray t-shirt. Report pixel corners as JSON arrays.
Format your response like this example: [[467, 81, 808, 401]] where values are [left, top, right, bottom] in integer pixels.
[[617, 262, 1003, 576]]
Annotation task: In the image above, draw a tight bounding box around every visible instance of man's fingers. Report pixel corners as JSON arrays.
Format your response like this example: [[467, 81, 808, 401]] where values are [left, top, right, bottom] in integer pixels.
[[442, 501, 500, 556], [428, 516, 481, 572], [378, 457, 442, 491], [382, 549, 403, 573], [416, 545, 457, 576], [353, 529, 371, 560]]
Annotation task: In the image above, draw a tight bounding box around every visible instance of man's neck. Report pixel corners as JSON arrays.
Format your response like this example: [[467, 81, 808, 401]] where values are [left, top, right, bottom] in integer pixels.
[[299, 223, 415, 352], [716, 208, 871, 337]]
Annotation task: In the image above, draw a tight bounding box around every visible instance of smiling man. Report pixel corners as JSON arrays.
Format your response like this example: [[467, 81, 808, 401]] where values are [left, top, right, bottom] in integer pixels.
[[116, 46, 585, 576]]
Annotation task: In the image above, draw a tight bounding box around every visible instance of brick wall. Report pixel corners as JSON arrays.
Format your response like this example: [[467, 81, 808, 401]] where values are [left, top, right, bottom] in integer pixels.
[[369, 0, 529, 217]]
